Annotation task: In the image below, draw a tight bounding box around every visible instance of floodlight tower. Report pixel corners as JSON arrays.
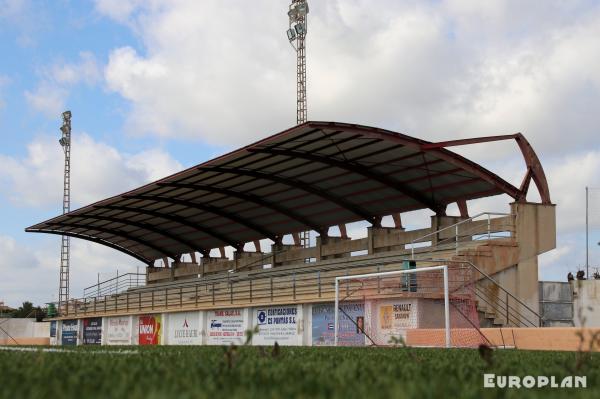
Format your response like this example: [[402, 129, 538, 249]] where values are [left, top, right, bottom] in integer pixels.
[[58, 110, 72, 314], [287, 0, 309, 125], [286, 1, 310, 250]]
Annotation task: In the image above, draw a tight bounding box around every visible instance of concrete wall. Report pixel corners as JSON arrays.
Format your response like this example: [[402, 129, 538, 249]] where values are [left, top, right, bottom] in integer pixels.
[[0, 318, 50, 345], [572, 280, 600, 327], [539, 281, 573, 326]]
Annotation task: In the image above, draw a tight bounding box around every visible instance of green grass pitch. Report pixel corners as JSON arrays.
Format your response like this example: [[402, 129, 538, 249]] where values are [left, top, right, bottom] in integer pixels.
[[1, 346, 598, 398]]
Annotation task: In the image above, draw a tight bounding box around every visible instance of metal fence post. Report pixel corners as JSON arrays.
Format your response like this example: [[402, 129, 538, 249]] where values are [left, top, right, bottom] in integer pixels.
[[293, 273, 296, 300], [317, 271, 321, 298], [455, 224, 459, 254]]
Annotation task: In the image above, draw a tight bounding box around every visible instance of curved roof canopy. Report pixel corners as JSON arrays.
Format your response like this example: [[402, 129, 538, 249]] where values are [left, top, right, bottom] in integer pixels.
[[26, 122, 548, 265]]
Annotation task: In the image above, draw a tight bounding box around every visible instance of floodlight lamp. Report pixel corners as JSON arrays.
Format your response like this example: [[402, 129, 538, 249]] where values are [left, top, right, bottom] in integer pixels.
[[287, 28, 297, 41], [295, 23, 305, 35], [58, 137, 68, 147], [288, 8, 298, 22], [296, 3, 309, 16], [62, 110, 71, 121]]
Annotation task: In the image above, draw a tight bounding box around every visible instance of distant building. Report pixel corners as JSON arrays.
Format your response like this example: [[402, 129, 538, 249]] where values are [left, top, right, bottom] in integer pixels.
[[0, 301, 15, 313]]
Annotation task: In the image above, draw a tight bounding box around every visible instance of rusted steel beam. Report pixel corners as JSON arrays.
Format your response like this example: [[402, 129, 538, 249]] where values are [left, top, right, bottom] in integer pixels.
[[419, 134, 518, 150], [419, 132, 551, 204], [201, 166, 379, 226], [25, 228, 152, 265], [457, 199, 469, 218], [99, 204, 231, 250], [514, 134, 551, 204], [249, 147, 446, 214], [42, 221, 173, 260], [67, 214, 199, 253], [156, 182, 322, 232], [125, 194, 278, 243]]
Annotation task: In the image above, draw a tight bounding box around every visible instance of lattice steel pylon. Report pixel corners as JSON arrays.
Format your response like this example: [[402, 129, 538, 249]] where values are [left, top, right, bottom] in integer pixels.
[[58, 111, 72, 314], [287, 0, 308, 125], [287, 1, 310, 253]]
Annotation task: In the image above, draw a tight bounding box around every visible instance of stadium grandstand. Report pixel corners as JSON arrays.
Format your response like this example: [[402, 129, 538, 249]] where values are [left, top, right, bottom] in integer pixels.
[[26, 121, 556, 347]]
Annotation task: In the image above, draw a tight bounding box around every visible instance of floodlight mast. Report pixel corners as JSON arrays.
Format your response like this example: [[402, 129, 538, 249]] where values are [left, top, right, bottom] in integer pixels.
[[287, 0, 308, 125], [287, 1, 311, 251], [58, 110, 72, 315]]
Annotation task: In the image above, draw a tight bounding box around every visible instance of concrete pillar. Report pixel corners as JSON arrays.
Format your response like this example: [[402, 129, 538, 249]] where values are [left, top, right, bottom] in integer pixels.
[[509, 202, 556, 324]]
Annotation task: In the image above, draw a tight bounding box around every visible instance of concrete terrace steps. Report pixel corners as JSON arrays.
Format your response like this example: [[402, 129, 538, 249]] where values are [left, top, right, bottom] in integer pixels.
[[63, 238, 519, 319]]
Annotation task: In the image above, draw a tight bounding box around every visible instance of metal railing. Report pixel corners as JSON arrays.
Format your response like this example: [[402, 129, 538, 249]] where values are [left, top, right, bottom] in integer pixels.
[[83, 272, 145, 298], [410, 212, 514, 259], [55, 253, 541, 328]]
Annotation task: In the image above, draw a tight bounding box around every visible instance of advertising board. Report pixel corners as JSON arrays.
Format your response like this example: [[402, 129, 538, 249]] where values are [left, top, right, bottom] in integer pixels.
[[206, 308, 247, 345], [252, 305, 303, 346], [82, 317, 102, 345], [365, 299, 418, 344], [312, 302, 365, 346], [166, 311, 202, 345], [61, 319, 78, 346], [139, 314, 162, 345], [106, 316, 132, 345]]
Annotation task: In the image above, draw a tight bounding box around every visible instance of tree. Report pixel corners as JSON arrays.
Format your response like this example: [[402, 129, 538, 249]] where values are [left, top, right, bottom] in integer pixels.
[[10, 302, 48, 321]]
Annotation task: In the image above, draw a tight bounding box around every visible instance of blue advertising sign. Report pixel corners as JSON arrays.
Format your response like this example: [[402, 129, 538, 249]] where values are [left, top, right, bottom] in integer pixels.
[[61, 319, 78, 346], [312, 302, 365, 346], [50, 321, 57, 338]]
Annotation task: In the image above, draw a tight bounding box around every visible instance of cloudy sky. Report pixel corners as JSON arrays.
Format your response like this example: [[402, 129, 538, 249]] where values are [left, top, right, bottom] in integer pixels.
[[0, 0, 599, 307]]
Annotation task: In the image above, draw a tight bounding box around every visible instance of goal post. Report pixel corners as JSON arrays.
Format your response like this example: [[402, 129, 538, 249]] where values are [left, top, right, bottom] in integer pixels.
[[334, 265, 450, 348], [333, 263, 486, 348]]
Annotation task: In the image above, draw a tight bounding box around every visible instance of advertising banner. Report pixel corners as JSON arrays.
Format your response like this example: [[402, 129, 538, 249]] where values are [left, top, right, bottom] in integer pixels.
[[252, 305, 303, 346], [312, 302, 365, 346], [166, 311, 202, 345], [206, 309, 247, 345], [139, 314, 162, 345], [50, 320, 57, 338], [82, 317, 102, 345], [61, 319, 78, 346], [106, 316, 131, 345], [366, 299, 418, 344]]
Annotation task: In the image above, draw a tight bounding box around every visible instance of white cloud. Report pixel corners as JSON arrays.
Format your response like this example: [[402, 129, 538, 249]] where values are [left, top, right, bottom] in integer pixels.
[[49, 51, 101, 86], [96, 0, 600, 156], [25, 52, 101, 117], [0, 74, 9, 110], [94, 0, 146, 23], [0, 133, 182, 208], [24, 83, 68, 117], [0, 233, 144, 307]]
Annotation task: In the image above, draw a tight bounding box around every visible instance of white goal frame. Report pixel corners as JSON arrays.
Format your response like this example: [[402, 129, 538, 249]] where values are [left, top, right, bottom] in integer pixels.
[[334, 264, 450, 348]]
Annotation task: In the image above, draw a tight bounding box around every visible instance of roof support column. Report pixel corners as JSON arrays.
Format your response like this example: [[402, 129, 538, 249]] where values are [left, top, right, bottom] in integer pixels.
[[457, 199, 469, 218]]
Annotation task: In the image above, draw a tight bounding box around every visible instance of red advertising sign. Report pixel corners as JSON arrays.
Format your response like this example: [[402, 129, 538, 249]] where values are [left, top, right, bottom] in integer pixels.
[[138, 315, 162, 345]]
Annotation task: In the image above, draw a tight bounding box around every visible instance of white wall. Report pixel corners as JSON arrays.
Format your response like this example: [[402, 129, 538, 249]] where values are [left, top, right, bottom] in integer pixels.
[[572, 280, 600, 327]]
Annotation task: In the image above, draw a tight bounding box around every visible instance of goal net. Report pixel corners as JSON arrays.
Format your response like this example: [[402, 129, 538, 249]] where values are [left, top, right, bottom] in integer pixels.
[[334, 263, 488, 348]]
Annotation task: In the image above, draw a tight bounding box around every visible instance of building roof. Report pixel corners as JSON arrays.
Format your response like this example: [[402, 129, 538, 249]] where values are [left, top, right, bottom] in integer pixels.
[[26, 121, 542, 265]]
